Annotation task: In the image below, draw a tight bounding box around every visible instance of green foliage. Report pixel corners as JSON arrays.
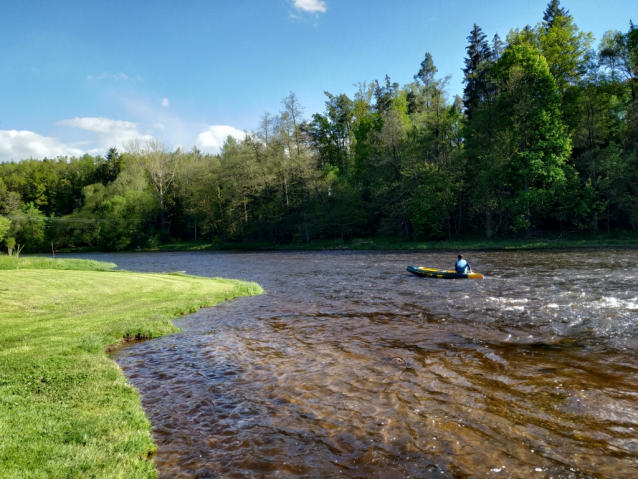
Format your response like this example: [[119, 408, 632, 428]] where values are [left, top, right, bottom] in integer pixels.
[[508, 2, 593, 95], [408, 164, 458, 239], [309, 92, 355, 173], [7, 202, 47, 251], [5, 237, 16, 255], [490, 43, 572, 233], [54, 165, 158, 251], [0, 216, 9, 244], [146, 235, 161, 250], [540, 14, 593, 94], [94, 147, 124, 185]]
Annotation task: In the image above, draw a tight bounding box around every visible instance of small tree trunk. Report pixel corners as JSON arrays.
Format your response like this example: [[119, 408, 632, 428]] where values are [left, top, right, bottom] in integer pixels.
[[159, 182, 165, 229], [486, 210, 492, 239], [458, 191, 463, 235], [524, 180, 531, 239], [592, 211, 598, 233]]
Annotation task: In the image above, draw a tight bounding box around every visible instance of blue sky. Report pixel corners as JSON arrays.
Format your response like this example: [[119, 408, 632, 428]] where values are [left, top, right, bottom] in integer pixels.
[[0, 0, 635, 161]]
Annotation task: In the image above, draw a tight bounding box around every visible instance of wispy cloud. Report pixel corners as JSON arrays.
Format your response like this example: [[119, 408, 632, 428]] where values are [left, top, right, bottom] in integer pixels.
[[87, 72, 143, 82], [121, 98, 247, 153], [161, 98, 169, 107], [57, 117, 154, 147], [292, 0, 327, 13]]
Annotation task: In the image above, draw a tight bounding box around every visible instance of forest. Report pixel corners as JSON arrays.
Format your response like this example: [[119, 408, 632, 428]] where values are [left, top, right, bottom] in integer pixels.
[[0, 0, 636, 253]]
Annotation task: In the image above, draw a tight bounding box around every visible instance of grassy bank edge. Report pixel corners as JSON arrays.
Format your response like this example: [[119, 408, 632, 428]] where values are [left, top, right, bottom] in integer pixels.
[[102, 271, 262, 353], [0, 257, 263, 478], [0, 255, 117, 271]]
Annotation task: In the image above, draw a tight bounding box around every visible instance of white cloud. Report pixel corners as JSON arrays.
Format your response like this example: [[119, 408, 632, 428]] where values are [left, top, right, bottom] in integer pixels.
[[292, 0, 327, 13], [0, 117, 157, 162], [0, 130, 84, 162], [1, 111, 249, 162], [195, 125, 246, 154], [57, 117, 154, 147], [161, 98, 169, 107]]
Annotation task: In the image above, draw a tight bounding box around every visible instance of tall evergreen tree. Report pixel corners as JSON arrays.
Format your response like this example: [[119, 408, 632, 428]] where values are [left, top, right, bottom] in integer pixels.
[[414, 53, 449, 117], [543, 0, 569, 30], [95, 147, 123, 185], [414, 52, 438, 89], [374, 75, 398, 115], [511, 1, 593, 96], [462, 24, 492, 120], [491, 33, 504, 61]]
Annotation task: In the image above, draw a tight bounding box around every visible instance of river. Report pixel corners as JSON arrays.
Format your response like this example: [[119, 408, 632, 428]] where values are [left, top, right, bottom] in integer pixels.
[[69, 250, 638, 478]]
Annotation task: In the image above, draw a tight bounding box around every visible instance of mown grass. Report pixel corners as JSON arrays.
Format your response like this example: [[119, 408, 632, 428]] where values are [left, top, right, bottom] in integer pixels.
[[0, 256, 116, 271], [0, 257, 262, 478]]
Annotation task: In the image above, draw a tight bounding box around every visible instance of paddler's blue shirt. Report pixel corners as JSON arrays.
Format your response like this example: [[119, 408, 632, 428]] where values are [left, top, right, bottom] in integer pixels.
[[455, 259, 470, 274]]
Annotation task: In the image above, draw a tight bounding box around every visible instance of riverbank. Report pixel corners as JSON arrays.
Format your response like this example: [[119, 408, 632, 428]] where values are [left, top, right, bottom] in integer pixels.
[[0, 257, 262, 478], [129, 233, 638, 253]]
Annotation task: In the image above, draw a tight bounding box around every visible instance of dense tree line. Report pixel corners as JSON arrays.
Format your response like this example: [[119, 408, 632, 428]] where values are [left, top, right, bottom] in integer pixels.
[[1, 1, 636, 252]]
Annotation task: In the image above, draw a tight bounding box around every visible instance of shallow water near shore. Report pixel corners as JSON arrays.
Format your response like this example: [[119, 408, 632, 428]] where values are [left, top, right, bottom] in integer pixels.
[[70, 250, 638, 477]]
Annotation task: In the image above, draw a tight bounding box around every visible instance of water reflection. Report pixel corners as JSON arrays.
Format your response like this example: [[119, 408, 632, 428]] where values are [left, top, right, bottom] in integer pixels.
[[71, 250, 638, 477]]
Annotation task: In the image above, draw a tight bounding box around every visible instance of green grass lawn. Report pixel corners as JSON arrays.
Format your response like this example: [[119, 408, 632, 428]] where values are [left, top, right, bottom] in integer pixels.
[[0, 256, 116, 271], [0, 256, 262, 478]]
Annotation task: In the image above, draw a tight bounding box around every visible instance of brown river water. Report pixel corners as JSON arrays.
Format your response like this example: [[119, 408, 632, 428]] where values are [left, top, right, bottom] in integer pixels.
[[70, 250, 638, 478]]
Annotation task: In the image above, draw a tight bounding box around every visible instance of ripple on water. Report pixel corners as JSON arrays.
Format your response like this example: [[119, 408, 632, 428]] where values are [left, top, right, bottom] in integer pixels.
[[76, 249, 638, 477]]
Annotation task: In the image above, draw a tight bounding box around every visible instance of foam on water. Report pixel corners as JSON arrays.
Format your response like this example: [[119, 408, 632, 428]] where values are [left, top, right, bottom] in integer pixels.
[[597, 296, 638, 310]]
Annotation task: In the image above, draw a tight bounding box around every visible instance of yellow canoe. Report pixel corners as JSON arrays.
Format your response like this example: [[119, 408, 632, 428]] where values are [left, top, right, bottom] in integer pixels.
[[407, 266, 484, 279]]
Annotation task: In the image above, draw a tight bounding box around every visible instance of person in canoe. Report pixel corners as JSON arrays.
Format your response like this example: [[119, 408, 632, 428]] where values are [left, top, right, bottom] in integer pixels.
[[455, 254, 472, 274]]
